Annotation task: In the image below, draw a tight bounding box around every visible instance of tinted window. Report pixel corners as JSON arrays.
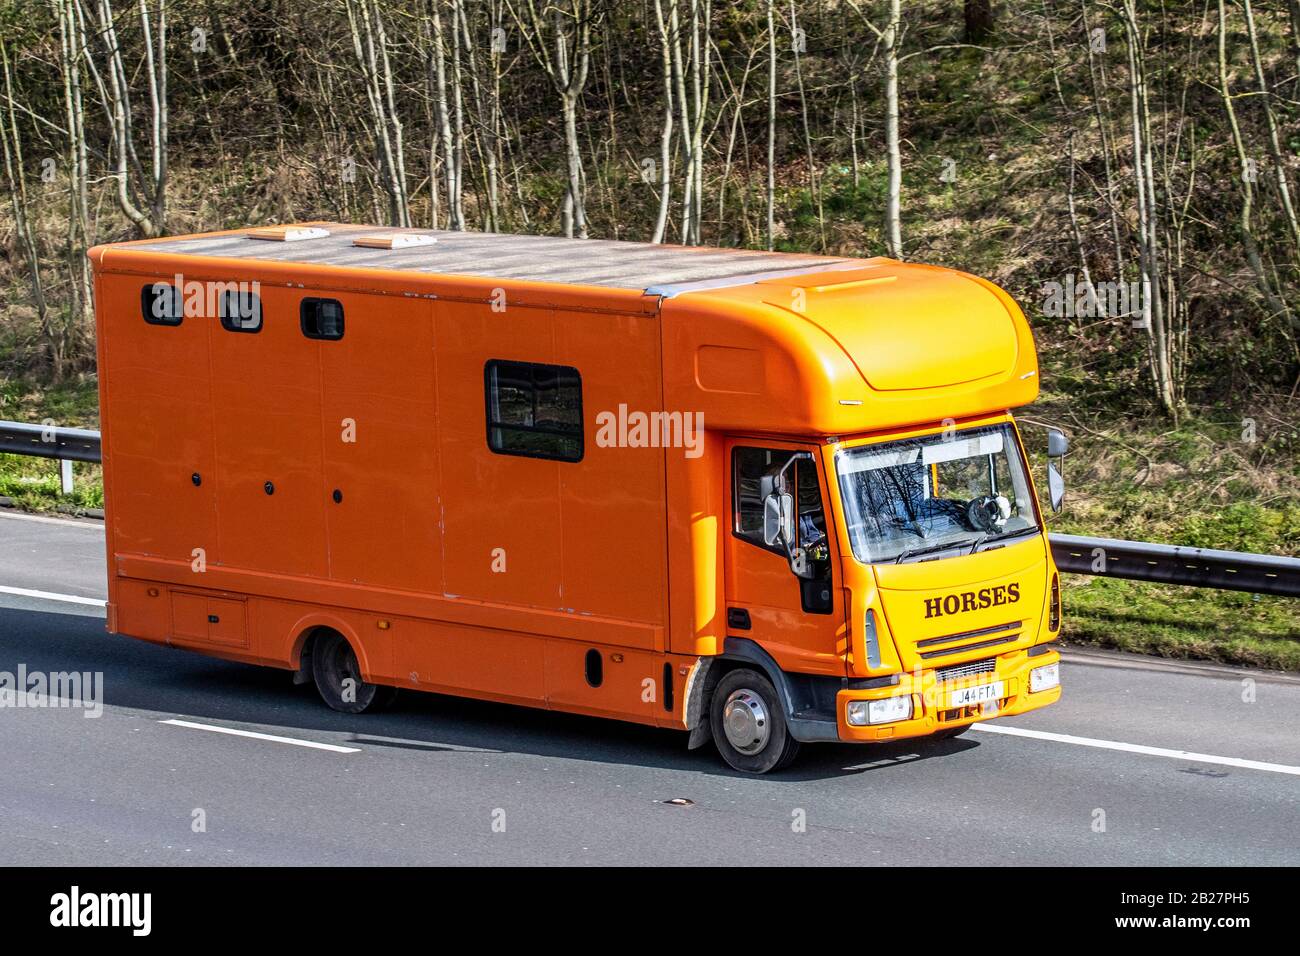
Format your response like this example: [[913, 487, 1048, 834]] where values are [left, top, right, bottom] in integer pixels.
[[301, 298, 344, 340], [734, 446, 780, 544], [485, 360, 583, 462], [141, 283, 182, 326], [733, 447, 828, 560], [220, 289, 262, 333]]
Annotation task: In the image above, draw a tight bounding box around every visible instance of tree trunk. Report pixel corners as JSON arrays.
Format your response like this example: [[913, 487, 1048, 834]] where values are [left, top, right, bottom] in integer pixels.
[[964, 0, 994, 43], [883, 0, 902, 258], [765, 0, 775, 250]]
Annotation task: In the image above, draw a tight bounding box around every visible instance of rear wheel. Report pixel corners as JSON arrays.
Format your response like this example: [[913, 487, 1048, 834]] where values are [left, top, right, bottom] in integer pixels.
[[311, 630, 397, 714], [709, 668, 800, 774]]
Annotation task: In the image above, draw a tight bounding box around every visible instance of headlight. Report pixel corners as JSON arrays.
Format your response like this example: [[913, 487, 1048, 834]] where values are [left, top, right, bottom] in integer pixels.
[[1030, 662, 1060, 693], [846, 695, 913, 726]]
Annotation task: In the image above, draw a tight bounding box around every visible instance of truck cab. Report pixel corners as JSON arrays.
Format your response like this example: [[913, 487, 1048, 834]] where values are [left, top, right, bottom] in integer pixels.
[[658, 257, 1065, 772]]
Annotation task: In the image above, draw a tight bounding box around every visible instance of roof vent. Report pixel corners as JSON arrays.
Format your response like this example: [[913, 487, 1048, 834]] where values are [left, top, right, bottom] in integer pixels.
[[246, 225, 331, 242], [352, 233, 438, 250]]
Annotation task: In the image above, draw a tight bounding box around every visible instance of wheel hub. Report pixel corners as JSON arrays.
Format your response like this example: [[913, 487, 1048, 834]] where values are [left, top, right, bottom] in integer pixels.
[[722, 688, 770, 755]]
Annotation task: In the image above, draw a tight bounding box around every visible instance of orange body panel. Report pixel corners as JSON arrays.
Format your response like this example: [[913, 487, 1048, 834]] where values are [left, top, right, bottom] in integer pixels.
[[90, 223, 1060, 744]]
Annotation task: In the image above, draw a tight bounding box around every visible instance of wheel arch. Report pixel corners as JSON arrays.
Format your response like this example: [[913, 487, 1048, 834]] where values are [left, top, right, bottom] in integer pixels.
[[695, 638, 842, 744], [288, 614, 373, 684]]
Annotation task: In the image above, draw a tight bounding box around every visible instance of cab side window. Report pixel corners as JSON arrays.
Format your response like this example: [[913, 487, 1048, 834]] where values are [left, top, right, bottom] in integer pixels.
[[733, 446, 833, 614], [794, 454, 830, 566], [734, 447, 778, 547]]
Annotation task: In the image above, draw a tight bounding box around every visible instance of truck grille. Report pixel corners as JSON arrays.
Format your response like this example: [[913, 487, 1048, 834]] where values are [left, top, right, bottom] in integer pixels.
[[935, 657, 996, 683], [916, 620, 1023, 660]]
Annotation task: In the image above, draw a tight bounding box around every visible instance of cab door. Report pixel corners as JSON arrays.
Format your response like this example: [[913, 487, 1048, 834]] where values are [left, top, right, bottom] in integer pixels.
[[724, 438, 848, 677]]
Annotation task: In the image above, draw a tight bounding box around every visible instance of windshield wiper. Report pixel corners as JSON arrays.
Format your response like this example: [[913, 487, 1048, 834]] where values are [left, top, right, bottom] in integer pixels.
[[984, 525, 1040, 545], [965, 525, 1041, 555], [894, 540, 967, 564]]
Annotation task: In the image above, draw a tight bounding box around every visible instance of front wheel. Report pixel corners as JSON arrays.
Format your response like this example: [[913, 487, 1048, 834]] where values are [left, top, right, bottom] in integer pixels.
[[709, 668, 800, 774], [311, 630, 397, 714]]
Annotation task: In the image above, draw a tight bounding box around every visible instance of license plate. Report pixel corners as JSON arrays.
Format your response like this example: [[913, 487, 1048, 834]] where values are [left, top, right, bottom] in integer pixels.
[[949, 681, 1004, 708]]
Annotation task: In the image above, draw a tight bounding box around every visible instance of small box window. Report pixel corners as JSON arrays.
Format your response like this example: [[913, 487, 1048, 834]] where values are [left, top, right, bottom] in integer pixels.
[[485, 360, 583, 462], [300, 298, 344, 340], [141, 283, 182, 326], [220, 289, 262, 333]]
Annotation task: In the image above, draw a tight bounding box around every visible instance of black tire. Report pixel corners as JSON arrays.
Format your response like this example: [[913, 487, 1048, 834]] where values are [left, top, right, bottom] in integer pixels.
[[709, 668, 800, 774], [311, 630, 398, 714]]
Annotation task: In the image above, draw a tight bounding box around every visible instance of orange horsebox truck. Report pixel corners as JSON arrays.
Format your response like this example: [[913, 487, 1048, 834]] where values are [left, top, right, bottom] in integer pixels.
[[88, 223, 1067, 773]]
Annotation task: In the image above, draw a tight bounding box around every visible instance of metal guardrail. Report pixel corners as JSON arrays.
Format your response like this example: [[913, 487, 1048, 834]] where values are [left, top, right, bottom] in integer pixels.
[[0, 420, 102, 495], [0, 420, 102, 463], [1, 419, 1296, 597], [1050, 533, 1300, 598]]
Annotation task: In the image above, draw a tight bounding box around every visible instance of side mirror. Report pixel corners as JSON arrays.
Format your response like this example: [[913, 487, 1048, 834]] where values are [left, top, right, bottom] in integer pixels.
[[762, 492, 795, 548], [1046, 428, 1068, 513], [1047, 429, 1069, 458], [1047, 460, 1065, 514]]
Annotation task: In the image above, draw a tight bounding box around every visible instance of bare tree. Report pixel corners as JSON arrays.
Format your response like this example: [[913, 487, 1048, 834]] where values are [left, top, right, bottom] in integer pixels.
[[82, 0, 169, 237], [1081, 0, 1126, 280], [765, 0, 775, 250], [421, 0, 463, 229], [345, 0, 412, 227], [512, 0, 596, 238], [790, 2, 824, 250], [715, 36, 760, 245], [51, 0, 94, 335], [850, 0, 903, 258], [1241, 0, 1300, 254], [1, 41, 53, 371], [1119, 0, 1176, 415], [1216, 0, 1295, 332], [650, 0, 676, 243], [676, 0, 710, 245], [455, 0, 503, 230]]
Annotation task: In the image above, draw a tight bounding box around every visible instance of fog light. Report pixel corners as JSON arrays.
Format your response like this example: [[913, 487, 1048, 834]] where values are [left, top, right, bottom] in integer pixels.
[[1030, 662, 1060, 693], [848, 695, 913, 726]]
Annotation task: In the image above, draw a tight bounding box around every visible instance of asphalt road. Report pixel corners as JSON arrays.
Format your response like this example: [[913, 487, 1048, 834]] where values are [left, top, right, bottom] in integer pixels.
[[0, 509, 1297, 866]]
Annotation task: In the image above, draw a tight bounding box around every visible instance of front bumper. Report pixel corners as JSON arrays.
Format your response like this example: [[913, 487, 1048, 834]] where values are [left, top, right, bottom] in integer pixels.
[[835, 645, 1061, 742]]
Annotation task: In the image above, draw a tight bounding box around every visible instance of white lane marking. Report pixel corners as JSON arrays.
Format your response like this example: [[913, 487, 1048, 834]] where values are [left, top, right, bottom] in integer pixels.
[[0, 510, 102, 529], [972, 723, 1300, 777], [0, 584, 106, 607], [160, 719, 360, 754]]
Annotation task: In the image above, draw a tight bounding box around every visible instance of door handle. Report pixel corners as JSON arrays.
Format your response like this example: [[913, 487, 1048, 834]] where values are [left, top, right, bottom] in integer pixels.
[[726, 607, 751, 630]]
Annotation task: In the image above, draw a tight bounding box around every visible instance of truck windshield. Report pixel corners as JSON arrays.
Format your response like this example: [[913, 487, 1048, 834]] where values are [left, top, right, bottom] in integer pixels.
[[834, 423, 1039, 564]]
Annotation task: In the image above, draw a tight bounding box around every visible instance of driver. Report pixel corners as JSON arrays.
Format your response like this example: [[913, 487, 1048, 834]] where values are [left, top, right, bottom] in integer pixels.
[[797, 511, 829, 562]]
